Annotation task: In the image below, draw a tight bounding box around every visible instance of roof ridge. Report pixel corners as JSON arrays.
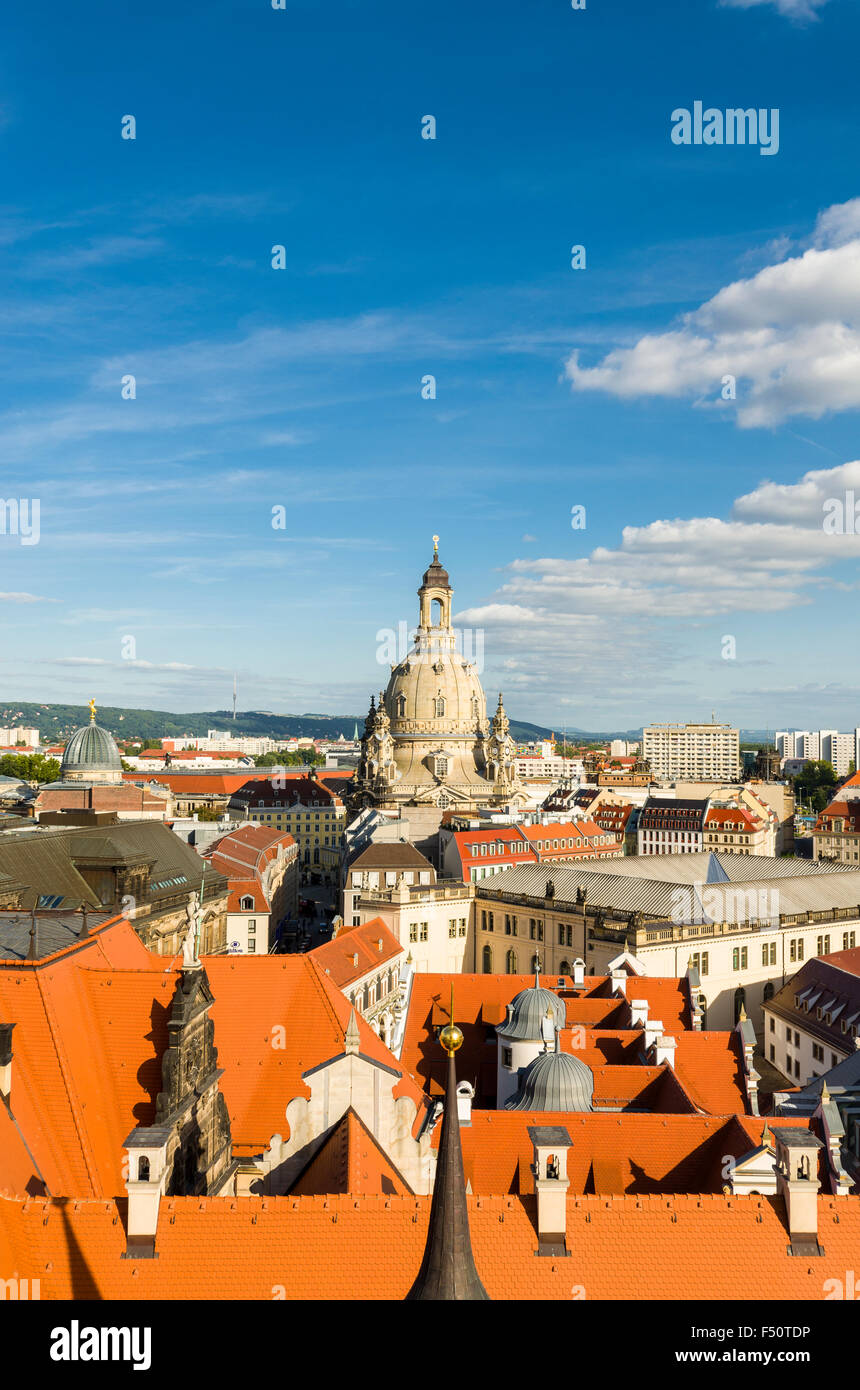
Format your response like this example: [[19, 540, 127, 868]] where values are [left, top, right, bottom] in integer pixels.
[[32, 964, 101, 1195]]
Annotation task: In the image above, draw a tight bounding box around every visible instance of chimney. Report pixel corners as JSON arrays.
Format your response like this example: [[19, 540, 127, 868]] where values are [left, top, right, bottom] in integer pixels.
[[610, 967, 627, 998], [643, 1017, 663, 1052], [456, 1079, 474, 1127], [630, 998, 649, 1029], [771, 1126, 825, 1256], [0, 1022, 15, 1106], [528, 1125, 572, 1257], [654, 1034, 676, 1067], [122, 1126, 171, 1258], [572, 958, 585, 986]]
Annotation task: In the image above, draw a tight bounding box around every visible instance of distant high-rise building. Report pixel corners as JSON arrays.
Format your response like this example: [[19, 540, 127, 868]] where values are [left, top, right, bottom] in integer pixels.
[[642, 722, 740, 783]]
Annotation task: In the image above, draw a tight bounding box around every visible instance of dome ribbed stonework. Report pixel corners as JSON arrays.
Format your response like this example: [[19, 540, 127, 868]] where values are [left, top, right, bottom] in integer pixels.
[[60, 720, 122, 784]]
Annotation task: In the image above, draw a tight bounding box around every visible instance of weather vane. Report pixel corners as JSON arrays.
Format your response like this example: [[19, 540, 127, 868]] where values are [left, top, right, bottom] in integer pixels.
[[88, 698, 97, 722], [432, 534, 439, 559]]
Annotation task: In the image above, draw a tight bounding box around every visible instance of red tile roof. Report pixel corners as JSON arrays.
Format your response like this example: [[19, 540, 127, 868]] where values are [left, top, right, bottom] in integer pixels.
[[309, 918, 403, 989]]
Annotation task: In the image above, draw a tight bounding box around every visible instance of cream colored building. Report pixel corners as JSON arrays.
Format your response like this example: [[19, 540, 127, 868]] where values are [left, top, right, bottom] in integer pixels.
[[354, 879, 475, 973], [643, 723, 740, 782], [353, 539, 527, 819], [474, 856, 860, 1032]]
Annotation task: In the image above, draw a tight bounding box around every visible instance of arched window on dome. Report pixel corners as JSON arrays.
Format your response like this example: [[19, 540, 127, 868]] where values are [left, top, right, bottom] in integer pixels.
[[434, 696, 446, 717], [471, 695, 479, 721], [397, 694, 406, 717], [482, 945, 492, 974], [506, 949, 517, 974]]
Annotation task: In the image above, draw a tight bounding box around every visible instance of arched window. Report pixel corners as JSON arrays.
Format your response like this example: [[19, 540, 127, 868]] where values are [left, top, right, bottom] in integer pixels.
[[138, 1156, 150, 1182], [763, 982, 775, 1003], [734, 987, 746, 1023], [559, 960, 571, 977], [240, 895, 254, 911], [482, 944, 492, 974], [434, 696, 446, 717], [397, 694, 406, 717], [506, 950, 517, 975], [471, 695, 479, 721]]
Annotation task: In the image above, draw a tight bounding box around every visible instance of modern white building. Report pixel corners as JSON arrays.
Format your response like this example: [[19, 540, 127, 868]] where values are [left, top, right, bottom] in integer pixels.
[[642, 723, 740, 782], [776, 729, 857, 776]]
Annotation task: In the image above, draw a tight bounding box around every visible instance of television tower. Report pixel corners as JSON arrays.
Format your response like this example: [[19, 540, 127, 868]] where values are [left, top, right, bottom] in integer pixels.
[[232, 673, 237, 722]]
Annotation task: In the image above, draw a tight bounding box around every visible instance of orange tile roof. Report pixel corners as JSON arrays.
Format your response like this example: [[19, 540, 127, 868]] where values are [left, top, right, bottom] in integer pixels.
[[3, 1188, 856, 1300], [451, 1111, 812, 1196], [0, 925, 427, 1197], [289, 1108, 412, 1196], [203, 955, 428, 1155], [122, 772, 273, 794], [309, 918, 403, 989]]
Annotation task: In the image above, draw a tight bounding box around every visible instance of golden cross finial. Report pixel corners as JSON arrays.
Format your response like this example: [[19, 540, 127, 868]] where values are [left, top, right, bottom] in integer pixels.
[[432, 534, 439, 559], [88, 698, 97, 722]]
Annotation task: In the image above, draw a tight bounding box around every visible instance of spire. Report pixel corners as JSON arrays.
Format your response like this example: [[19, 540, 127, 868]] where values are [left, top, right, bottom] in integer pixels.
[[345, 1007, 361, 1056], [27, 907, 37, 961], [432, 533, 439, 560], [405, 1001, 489, 1301]]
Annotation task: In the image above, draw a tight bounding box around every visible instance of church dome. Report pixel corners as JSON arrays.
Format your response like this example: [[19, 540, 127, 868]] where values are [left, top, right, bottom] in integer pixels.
[[61, 707, 122, 784], [504, 1048, 594, 1113], [498, 978, 567, 1041]]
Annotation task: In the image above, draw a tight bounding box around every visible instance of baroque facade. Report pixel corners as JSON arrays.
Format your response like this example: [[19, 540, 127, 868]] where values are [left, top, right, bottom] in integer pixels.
[[353, 541, 526, 816]]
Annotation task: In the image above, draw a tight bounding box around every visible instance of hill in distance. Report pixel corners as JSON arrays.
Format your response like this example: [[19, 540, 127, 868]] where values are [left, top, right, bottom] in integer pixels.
[[0, 702, 644, 745]]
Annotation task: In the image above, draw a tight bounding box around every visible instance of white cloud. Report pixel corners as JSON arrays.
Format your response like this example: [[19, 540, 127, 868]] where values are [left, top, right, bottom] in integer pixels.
[[452, 458, 860, 710], [719, 0, 831, 19], [565, 200, 860, 427], [733, 459, 860, 525]]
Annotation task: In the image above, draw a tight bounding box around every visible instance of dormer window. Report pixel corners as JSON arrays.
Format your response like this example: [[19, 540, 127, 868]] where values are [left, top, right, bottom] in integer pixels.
[[435, 755, 448, 777], [240, 895, 254, 911]]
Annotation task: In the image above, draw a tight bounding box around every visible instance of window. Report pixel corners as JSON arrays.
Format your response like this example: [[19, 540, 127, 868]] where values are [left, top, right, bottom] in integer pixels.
[[732, 947, 747, 971], [434, 697, 446, 717], [817, 934, 831, 956], [501, 1046, 513, 1068], [409, 924, 417, 943], [812, 1043, 824, 1062], [419, 922, 428, 941], [241, 895, 254, 911], [482, 945, 492, 973], [769, 1016, 775, 1033], [769, 1045, 775, 1062], [458, 919, 467, 937], [843, 931, 856, 950], [558, 924, 565, 945], [506, 950, 517, 974], [448, 921, 457, 939]]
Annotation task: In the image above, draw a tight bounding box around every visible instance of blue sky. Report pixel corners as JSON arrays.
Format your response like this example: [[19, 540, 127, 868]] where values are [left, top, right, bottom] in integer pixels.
[[2, 0, 860, 731]]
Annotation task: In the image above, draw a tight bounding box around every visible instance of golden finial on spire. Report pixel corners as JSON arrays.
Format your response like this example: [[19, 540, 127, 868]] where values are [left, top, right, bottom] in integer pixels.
[[88, 698, 97, 723], [439, 983, 463, 1055], [432, 534, 439, 559]]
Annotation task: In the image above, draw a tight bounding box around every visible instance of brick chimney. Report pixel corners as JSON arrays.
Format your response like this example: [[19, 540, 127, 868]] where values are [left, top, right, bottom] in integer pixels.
[[528, 1125, 572, 1257], [122, 1126, 171, 1258], [771, 1126, 825, 1257], [0, 1022, 14, 1106]]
